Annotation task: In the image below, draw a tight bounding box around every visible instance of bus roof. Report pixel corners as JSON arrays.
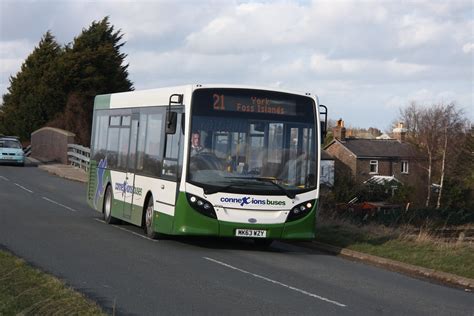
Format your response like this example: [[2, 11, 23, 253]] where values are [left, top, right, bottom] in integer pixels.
[[94, 84, 318, 110]]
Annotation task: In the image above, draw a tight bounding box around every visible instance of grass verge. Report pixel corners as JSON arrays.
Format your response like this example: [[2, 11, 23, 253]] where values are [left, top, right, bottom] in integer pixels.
[[315, 221, 474, 279], [0, 249, 105, 315]]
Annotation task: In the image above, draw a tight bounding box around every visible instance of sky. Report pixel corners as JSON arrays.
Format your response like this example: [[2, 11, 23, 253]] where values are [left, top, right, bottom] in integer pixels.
[[0, 0, 472, 131]]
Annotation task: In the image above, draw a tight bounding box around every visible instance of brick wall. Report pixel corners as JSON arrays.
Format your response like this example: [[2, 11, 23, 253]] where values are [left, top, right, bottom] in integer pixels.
[[356, 157, 427, 199]]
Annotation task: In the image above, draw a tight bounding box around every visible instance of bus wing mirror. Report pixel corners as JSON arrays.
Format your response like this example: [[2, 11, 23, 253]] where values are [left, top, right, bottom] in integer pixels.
[[166, 111, 178, 134], [319, 104, 328, 144], [167, 94, 183, 134]]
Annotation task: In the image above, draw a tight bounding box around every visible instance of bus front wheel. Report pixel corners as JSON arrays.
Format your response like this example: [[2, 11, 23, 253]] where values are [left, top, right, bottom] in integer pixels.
[[103, 185, 118, 224]]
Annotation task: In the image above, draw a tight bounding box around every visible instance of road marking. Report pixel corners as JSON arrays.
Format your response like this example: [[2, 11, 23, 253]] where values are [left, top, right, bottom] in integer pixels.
[[42, 197, 78, 212], [203, 257, 347, 308], [0, 176, 9, 181], [14, 183, 33, 193], [93, 218, 158, 242]]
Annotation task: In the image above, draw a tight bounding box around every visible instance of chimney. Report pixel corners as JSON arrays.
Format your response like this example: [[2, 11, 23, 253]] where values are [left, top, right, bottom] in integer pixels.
[[393, 122, 407, 142], [333, 119, 346, 141]]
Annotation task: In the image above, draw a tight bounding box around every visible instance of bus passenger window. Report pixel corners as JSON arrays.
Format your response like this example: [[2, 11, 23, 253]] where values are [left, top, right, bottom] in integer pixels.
[[92, 114, 109, 161], [142, 113, 164, 177], [136, 113, 148, 171], [106, 127, 119, 168]]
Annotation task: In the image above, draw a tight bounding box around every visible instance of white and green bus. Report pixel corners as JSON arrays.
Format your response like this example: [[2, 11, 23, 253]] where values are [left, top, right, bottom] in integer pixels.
[[87, 84, 327, 246]]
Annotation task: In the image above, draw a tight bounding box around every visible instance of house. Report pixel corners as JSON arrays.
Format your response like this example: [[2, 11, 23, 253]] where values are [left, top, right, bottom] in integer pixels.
[[324, 120, 426, 191]]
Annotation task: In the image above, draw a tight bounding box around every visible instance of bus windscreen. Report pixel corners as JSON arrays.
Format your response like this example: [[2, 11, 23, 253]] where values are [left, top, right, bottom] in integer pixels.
[[188, 88, 318, 196]]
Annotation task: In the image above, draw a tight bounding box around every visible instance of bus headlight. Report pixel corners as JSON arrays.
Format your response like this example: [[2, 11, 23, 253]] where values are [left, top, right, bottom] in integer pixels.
[[286, 200, 316, 222], [186, 193, 217, 219]]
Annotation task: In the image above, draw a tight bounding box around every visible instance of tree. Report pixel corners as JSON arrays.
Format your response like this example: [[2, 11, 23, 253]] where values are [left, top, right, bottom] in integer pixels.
[[399, 102, 469, 209], [61, 16, 133, 94], [440, 125, 474, 211], [0, 32, 65, 140], [48, 17, 133, 145]]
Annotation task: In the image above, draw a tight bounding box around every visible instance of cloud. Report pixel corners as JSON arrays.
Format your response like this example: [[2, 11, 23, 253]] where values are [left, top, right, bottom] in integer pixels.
[[462, 43, 474, 54], [185, 2, 306, 54], [309, 54, 428, 80], [0, 0, 472, 128], [0, 40, 34, 85], [385, 88, 464, 110], [397, 15, 447, 48]]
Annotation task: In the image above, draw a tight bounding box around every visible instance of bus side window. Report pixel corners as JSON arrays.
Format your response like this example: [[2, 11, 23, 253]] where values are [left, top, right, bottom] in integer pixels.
[[136, 113, 148, 171], [117, 115, 130, 169], [142, 111, 165, 177], [92, 114, 109, 161], [106, 126, 120, 168]]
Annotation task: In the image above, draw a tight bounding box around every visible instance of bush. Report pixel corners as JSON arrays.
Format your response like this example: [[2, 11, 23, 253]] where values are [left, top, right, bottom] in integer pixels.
[[332, 205, 474, 228]]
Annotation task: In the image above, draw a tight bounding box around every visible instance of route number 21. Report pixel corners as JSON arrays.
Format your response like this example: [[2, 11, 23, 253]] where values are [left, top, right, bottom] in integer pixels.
[[213, 94, 225, 110]]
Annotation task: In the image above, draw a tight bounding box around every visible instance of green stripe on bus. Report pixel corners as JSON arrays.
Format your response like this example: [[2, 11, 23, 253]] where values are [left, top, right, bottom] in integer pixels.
[[281, 201, 317, 239], [172, 192, 219, 236], [94, 94, 111, 110]]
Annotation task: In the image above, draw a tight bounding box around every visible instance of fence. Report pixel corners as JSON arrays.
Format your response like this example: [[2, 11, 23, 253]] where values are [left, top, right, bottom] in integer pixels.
[[67, 144, 90, 171], [23, 145, 31, 157]]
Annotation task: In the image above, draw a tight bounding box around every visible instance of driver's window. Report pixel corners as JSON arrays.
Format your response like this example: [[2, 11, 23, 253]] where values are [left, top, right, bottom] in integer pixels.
[[163, 111, 182, 178]]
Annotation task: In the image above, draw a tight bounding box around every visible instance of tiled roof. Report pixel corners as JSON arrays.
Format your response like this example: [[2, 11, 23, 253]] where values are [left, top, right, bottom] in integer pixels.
[[333, 138, 420, 158]]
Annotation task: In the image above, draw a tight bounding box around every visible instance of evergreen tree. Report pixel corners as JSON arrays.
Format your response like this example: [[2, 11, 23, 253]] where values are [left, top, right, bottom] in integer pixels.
[[0, 32, 65, 140], [50, 16, 133, 145]]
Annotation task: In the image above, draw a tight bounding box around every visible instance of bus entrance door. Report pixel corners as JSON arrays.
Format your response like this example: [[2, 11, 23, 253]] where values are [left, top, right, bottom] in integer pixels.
[[123, 115, 139, 220]]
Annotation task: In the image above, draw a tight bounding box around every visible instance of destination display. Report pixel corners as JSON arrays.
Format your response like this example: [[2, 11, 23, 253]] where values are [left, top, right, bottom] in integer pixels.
[[211, 93, 297, 116]]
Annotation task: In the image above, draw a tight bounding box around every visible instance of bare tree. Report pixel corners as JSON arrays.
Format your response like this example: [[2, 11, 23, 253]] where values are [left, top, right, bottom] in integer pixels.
[[399, 102, 467, 208]]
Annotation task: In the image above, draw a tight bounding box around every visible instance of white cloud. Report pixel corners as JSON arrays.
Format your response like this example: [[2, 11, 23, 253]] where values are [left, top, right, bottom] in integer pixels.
[[0, 40, 33, 58], [397, 15, 447, 48], [310, 54, 428, 78], [0, 40, 34, 85], [185, 1, 306, 54], [462, 43, 474, 54], [0, 0, 472, 128], [385, 88, 462, 110]]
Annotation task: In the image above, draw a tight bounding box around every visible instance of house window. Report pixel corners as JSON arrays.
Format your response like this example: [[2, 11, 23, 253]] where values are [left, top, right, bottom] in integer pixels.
[[369, 160, 378, 174], [401, 160, 409, 174]]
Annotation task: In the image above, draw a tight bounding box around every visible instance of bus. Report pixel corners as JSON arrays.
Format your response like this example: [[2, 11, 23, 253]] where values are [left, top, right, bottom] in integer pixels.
[[87, 84, 327, 246]]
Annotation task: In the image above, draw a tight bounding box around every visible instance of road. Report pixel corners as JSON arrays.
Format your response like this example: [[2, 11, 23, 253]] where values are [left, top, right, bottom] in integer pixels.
[[0, 165, 473, 315]]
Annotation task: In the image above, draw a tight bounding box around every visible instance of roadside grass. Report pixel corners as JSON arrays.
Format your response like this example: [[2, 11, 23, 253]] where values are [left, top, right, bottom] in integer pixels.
[[0, 249, 105, 315], [315, 218, 474, 279]]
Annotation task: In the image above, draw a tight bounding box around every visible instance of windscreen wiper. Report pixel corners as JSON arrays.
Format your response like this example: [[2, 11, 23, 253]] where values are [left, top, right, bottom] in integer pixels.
[[204, 184, 241, 195], [225, 176, 295, 199]]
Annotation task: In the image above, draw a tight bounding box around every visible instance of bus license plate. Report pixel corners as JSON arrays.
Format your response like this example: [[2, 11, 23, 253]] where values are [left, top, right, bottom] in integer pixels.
[[235, 229, 267, 238]]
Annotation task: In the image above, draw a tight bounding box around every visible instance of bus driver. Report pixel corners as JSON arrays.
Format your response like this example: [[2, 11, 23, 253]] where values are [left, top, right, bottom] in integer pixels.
[[191, 131, 205, 156]]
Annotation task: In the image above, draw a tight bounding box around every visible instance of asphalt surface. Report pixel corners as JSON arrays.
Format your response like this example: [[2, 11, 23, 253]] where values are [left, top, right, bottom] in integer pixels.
[[0, 165, 473, 315]]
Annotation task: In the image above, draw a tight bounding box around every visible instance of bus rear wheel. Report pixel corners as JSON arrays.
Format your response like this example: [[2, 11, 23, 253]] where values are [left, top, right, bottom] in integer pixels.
[[144, 197, 160, 239], [103, 185, 118, 224]]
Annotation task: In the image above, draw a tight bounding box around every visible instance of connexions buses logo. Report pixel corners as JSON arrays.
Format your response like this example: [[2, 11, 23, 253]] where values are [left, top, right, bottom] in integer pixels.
[[115, 181, 143, 197], [219, 196, 286, 207]]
